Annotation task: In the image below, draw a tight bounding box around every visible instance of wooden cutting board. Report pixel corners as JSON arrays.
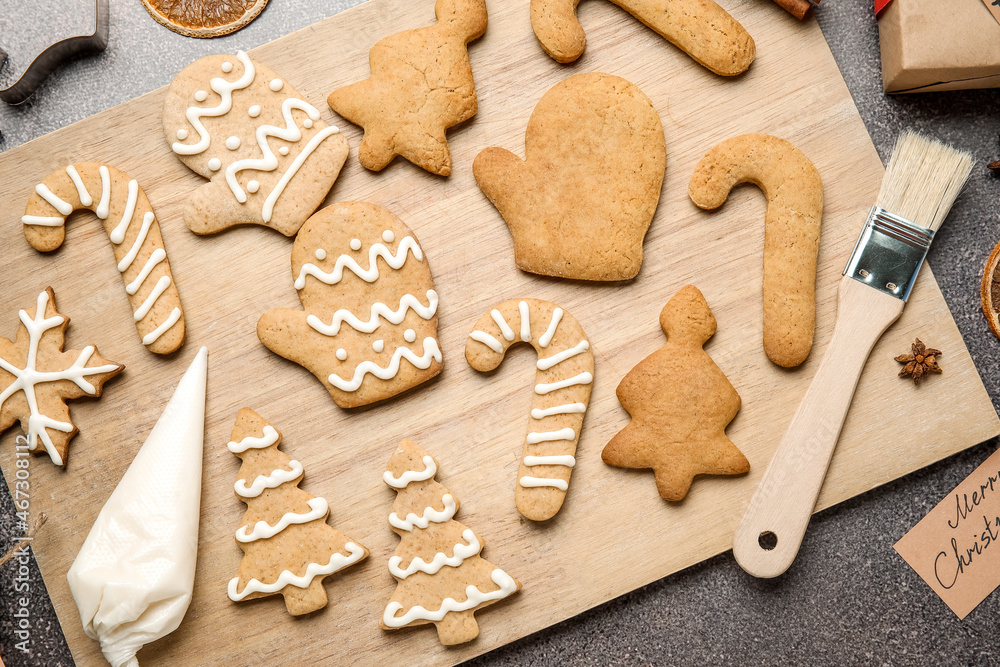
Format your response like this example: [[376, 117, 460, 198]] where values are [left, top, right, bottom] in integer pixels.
[[0, 0, 997, 664]]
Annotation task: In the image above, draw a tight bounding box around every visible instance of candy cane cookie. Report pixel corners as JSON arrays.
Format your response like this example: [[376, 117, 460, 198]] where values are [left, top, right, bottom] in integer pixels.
[[465, 299, 594, 521], [21, 162, 185, 354]]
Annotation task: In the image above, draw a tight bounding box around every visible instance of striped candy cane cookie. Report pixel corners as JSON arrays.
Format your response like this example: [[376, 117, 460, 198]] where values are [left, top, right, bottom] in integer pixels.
[[21, 162, 185, 354], [465, 299, 594, 521]]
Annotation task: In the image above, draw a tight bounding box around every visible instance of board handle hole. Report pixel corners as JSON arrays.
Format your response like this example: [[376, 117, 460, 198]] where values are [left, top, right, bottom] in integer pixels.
[[758, 531, 778, 551]]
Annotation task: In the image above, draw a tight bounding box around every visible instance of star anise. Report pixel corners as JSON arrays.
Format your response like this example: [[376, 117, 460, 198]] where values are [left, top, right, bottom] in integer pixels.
[[895, 338, 942, 386]]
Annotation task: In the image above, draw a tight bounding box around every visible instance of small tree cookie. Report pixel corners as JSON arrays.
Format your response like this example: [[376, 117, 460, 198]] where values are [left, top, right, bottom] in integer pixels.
[[227, 408, 368, 615], [381, 439, 520, 645], [602, 285, 749, 500]]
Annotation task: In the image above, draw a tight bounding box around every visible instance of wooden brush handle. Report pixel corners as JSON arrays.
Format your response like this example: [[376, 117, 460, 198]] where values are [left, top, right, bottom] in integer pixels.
[[733, 276, 904, 578]]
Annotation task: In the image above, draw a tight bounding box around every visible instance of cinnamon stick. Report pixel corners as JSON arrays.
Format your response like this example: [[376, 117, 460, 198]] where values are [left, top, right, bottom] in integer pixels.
[[772, 0, 813, 20]]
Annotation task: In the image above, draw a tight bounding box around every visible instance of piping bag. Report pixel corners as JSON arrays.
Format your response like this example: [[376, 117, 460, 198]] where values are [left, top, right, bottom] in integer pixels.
[[67, 347, 207, 667]]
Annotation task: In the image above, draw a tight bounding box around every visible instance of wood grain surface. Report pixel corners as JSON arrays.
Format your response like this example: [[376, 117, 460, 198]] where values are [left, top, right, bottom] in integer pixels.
[[0, 0, 997, 665]]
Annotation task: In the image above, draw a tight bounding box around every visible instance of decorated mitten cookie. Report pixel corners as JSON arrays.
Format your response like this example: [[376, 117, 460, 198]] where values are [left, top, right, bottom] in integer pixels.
[[382, 439, 520, 645], [0, 288, 123, 466], [602, 286, 749, 500], [473, 73, 666, 281], [530, 0, 755, 75], [465, 299, 594, 521], [257, 202, 443, 408], [22, 162, 185, 354], [163, 50, 349, 237], [327, 0, 488, 176], [227, 408, 369, 616], [688, 134, 823, 368]]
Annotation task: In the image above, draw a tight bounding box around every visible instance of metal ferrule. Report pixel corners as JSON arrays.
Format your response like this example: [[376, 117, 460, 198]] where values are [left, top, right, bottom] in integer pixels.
[[843, 205, 935, 301]]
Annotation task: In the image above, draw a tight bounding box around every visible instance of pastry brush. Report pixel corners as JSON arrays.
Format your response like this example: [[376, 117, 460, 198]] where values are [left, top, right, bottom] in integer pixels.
[[733, 131, 973, 578]]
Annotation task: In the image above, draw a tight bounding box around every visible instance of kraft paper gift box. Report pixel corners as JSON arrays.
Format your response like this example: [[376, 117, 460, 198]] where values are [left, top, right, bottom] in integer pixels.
[[878, 0, 1000, 93]]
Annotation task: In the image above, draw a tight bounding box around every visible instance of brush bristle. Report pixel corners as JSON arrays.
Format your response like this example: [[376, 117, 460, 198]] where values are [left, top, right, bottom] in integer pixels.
[[876, 131, 973, 232]]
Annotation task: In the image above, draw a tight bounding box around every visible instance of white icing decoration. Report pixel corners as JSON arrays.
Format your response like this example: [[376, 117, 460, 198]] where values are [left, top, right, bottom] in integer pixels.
[[133, 275, 171, 322], [235, 496, 328, 543], [404, 329, 416, 343], [96, 166, 110, 219], [491, 309, 515, 341], [306, 290, 438, 337], [35, 183, 72, 215], [388, 494, 457, 531], [328, 337, 441, 392], [0, 291, 120, 465], [278, 146, 289, 156], [234, 460, 303, 498], [315, 248, 327, 260], [294, 235, 423, 289], [65, 165, 92, 206], [228, 542, 365, 601], [526, 428, 575, 445], [269, 78, 283, 91], [519, 301, 531, 342], [350, 238, 361, 250], [221, 61, 233, 73], [208, 158, 222, 171], [336, 348, 347, 361], [539, 308, 563, 348], [537, 340, 590, 371], [248, 105, 261, 117], [117, 212, 155, 273], [172, 50, 256, 156], [125, 248, 166, 295], [382, 230, 395, 243], [382, 569, 518, 627], [303, 118, 313, 129], [260, 125, 340, 223], [20, 216, 64, 227], [109, 179, 138, 244], [524, 455, 577, 467], [469, 330, 503, 353], [388, 529, 480, 579], [531, 403, 586, 419], [176, 129, 188, 140], [519, 476, 569, 491], [226, 135, 241, 150], [246, 180, 259, 194], [227, 425, 280, 453], [535, 372, 593, 395], [383, 455, 436, 489], [373, 340, 385, 353], [194, 90, 209, 102], [143, 308, 182, 346]]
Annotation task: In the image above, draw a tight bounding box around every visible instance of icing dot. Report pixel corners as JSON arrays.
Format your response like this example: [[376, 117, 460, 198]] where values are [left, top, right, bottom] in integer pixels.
[[278, 146, 289, 156], [404, 329, 416, 343], [373, 340, 385, 353], [382, 230, 395, 243], [248, 105, 261, 118], [208, 158, 222, 171], [315, 249, 327, 260], [247, 180, 260, 194], [175, 129, 188, 140], [221, 61, 233, 73], [194, 90, 208, 102], [269, 78, 284, 92], [336, 348, 347, 361], [303, 119, 314, 129], [350, 239, 362, 251], [226, 136, 241, 150]]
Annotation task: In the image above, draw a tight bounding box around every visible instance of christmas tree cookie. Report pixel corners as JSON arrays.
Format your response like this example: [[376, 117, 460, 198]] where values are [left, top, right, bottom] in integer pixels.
[[602, 285, 750, 500], [227, 408, 368, 615], [258, 202, 443, 408], [382, 439, 520, 645]]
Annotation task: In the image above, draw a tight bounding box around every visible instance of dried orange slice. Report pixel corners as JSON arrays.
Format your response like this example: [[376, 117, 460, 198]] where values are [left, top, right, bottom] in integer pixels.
[[141, 0, 269, 38], [981, 237, 1000, 339]]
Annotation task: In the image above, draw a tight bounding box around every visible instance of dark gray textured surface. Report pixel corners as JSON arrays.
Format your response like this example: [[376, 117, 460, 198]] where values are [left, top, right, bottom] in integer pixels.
[[2, 0, 999, 665]]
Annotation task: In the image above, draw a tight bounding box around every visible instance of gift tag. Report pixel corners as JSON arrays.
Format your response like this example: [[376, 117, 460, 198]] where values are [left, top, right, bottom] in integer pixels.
[[982, 0, 1000, 25]]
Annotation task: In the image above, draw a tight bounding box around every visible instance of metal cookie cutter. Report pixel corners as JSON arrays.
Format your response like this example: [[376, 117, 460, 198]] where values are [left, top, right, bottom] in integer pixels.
[[0, 0, 109, 104]]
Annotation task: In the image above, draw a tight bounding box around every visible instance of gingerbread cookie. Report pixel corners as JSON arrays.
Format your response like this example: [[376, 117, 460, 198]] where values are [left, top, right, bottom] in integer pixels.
[[21, 162, 185, 354], [327, 0, 488, 176], [466, 299, 594, 521], [0, 288, 123, 466], [164, 50, 349, 237], [258, 202, 442, 408], [227, 408, 368, 615], [688, 134, 823, 368], [473, 72, 666, 281], [382, 439, 520, 645], [602, 285, 749, 501], [530, 0, 755, 75]]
